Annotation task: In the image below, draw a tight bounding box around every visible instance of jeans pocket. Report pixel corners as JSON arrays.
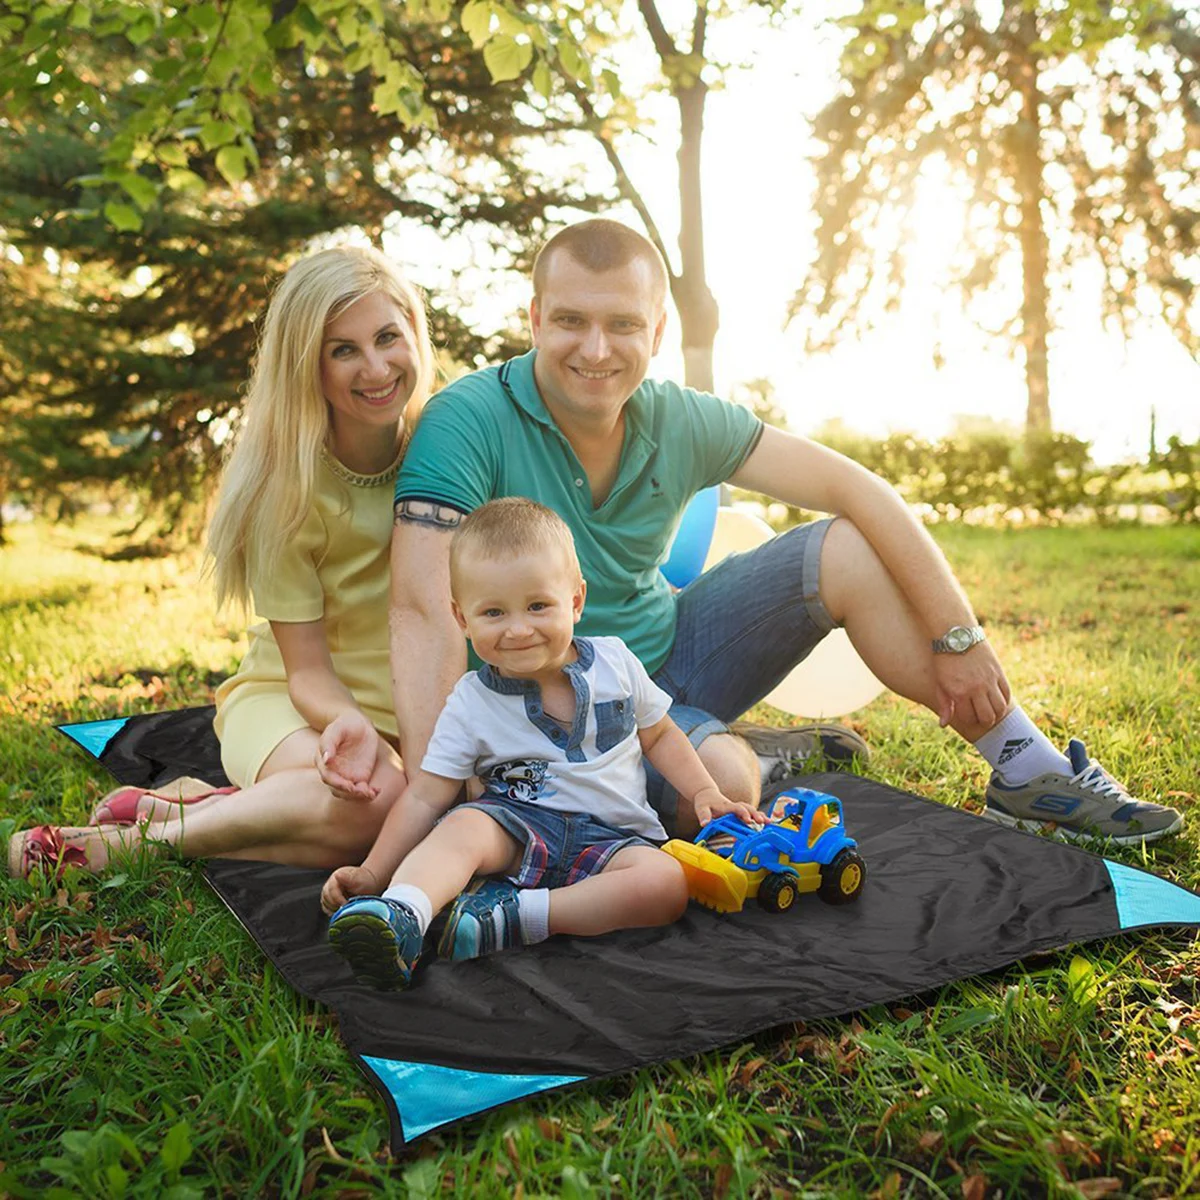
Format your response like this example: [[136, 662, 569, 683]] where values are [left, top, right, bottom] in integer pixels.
[[594, 696, 635, 753]]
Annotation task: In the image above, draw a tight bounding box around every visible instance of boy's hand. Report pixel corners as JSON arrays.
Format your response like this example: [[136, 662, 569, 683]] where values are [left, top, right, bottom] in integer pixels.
[[321, 864, 381, 915], [693, 786, 768, 829], [318, 712, 380, 801]]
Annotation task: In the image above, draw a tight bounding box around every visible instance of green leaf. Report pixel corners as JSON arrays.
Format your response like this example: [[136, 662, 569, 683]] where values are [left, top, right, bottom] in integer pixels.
[[215, 145, 248, 185], [188, 3, 221, 35], [126, 14, 156, 45], [460, 0, 492, 48], [160, 1121, 193, 1178], [198, 119, 238, 150], [218, 91, 254, 130], [937, 1006, 997, 1036], [100, 871, 130, 889], [1067, 954, 1099, 1005], [483, 34, 532, 84], [116, 171, 158, 211], [532, 58, 551, 100], [103, 201, 142, 232], [556, 38, 587, 84], [156, 143, 189, 168]]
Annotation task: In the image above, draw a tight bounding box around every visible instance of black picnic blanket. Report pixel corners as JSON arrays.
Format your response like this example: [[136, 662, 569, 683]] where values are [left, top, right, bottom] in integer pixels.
[[59, 708, 1200, 1149]]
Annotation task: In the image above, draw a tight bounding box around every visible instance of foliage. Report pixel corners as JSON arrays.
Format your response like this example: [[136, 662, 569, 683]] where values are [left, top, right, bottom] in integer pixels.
[[0, 11, 599, 531], [794, 0, 1200, 434], [1, 516, 1198, 1194], [0, 0, 601, 232], [741, 426, 1200, 525]]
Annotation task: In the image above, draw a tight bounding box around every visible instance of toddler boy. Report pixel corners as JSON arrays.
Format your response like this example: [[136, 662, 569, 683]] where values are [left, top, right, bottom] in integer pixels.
[[322, 497, 764, 988]]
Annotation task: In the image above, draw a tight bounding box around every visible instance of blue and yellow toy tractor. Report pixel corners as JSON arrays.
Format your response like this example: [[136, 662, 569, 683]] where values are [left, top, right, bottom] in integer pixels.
[[663, 787, 866, 913]]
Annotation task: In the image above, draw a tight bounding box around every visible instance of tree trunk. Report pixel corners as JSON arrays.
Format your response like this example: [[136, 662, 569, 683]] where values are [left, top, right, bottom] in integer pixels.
[[1012, 7, 1052, 435], [673, 82, 720, 392]]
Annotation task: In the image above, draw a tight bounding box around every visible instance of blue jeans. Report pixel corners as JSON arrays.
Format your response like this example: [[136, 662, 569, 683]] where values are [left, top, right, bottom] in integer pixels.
[[646, 517, 838, 830]]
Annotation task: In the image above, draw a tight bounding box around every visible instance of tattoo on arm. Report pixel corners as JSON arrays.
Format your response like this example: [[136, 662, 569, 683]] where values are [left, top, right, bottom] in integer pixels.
[[394, 499, 466, 530]]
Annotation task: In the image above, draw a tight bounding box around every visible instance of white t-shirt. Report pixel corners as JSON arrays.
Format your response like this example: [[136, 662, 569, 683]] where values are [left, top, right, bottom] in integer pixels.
[[421, 636, 673, 839]]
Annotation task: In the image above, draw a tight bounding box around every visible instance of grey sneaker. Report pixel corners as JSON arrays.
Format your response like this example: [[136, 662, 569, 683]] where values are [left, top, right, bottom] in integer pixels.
[[730, 720, 870, 784], [982, 739, 1183, 846]]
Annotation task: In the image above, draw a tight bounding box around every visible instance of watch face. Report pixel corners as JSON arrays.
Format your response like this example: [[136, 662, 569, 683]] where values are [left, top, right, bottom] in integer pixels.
[[947, 627, 972, 652]]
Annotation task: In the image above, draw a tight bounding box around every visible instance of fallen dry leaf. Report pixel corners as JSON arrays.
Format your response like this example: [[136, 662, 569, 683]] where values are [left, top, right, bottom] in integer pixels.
[[961, 1174, 987, 1200], [1073, 1180, 1122, 1199]]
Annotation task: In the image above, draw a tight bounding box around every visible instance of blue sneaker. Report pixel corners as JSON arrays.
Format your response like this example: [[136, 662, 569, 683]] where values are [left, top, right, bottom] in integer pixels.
[[436, 879, 525, 961], [983, 739, 1184, 846], [327, 896, 424, 990]]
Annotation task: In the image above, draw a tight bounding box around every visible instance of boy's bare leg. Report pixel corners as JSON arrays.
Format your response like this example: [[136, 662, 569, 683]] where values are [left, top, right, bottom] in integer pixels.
[[547, 845, 689, 936], [385, 807, 522, 913]]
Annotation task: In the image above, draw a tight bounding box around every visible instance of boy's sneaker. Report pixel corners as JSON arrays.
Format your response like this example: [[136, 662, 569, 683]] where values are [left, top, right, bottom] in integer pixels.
[[730, 720, 870, 784], [327, 896, 424, 990], [437, 878, 525, 961], [982, 739, 1183, 846]]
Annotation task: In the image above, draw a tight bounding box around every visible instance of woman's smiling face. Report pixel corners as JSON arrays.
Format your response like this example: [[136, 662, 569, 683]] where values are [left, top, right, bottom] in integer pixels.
[[319, 290, 417, 449]]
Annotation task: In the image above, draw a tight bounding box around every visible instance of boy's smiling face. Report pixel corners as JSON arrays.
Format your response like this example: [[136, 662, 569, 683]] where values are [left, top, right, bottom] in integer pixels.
[[452, 547, 586, 683]]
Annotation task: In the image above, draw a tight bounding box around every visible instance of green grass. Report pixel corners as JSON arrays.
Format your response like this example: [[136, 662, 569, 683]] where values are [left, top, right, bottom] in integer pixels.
[[2, 517, 1198, 1198]]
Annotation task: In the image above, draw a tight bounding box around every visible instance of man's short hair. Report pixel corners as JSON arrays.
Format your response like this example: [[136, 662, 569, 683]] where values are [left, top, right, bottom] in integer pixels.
[[450, 497, 581, 597], [532, 219, 669, 306]]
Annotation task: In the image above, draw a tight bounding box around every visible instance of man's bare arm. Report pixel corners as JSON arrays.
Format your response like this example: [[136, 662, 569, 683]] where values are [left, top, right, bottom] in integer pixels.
[[390, 500, 468, 774]]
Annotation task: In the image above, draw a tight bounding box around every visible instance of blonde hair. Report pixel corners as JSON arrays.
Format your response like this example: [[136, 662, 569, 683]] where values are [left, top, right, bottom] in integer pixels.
[[532, 218, 669, 305], [207, 245, 436, 612], [449, 498, 581, 599]]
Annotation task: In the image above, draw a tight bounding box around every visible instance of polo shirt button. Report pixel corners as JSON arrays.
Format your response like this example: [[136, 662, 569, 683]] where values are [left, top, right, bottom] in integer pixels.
[[574, 478, 583, 487]]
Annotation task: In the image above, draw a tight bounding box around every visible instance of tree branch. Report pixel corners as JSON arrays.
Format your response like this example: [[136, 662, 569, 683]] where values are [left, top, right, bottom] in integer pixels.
[[570, 85, 677, 281], [637, 0, 680, 65]]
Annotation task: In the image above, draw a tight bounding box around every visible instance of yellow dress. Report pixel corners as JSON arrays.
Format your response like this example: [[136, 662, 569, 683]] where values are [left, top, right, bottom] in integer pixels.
[[213, 447, 400, 787]]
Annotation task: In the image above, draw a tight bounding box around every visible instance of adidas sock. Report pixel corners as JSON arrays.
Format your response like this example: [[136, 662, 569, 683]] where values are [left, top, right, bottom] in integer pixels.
[[514, 887, 550, 944], [381, 883, 433, 935], [973, 708, 1071, 785]]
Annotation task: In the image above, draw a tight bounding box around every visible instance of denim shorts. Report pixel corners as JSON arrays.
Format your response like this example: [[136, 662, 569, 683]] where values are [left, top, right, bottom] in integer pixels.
[[646, 517, 839, 828], [458, 796, 654, 890]]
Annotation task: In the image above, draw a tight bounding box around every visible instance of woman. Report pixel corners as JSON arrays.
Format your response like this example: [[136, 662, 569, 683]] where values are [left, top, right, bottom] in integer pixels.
[[8, 245, 437, 876]]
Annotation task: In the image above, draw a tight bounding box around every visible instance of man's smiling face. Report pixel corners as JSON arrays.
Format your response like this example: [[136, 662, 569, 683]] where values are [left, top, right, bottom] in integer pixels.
[[530, 252, 667, 432]]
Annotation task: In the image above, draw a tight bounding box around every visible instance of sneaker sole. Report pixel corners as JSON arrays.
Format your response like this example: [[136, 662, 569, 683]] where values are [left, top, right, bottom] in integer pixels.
[[730, 721, 870, 765], [980, 805, 1184, 847], [328, 912, 413, 989]]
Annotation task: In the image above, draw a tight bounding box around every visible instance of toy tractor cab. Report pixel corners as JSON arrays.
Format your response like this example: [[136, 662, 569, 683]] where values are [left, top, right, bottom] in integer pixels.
[[663, 787, 866, 914]]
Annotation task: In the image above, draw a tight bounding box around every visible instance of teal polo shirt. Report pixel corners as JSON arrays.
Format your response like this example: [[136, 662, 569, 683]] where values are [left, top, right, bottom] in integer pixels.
[[396, 351, 762, 673]]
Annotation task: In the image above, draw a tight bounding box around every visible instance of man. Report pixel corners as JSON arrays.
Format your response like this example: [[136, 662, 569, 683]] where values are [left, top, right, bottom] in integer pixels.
[[389, 218, 1182, 846]]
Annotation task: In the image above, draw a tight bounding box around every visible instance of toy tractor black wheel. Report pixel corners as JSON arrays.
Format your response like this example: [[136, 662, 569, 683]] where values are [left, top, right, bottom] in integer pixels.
[[819, 850, 866, 905], [757, 873, 798, 914]]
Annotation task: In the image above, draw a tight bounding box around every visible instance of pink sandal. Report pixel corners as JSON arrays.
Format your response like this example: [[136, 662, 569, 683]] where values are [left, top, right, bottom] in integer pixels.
[[91, 783, 239, 826], [6, 826, 91, 879]]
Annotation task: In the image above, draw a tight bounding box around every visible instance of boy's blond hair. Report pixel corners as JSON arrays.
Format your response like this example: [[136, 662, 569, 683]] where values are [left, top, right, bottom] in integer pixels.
[[449, 498, 581, 598]]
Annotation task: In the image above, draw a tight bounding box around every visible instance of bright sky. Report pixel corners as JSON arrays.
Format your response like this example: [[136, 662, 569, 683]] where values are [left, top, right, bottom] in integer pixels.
[[384, 4, 1200, 466]]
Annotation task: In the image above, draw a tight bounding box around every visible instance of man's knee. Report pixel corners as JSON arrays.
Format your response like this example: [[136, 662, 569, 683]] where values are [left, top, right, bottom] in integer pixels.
[[821, 516, 886, 620], [695, 732, 759, 806]]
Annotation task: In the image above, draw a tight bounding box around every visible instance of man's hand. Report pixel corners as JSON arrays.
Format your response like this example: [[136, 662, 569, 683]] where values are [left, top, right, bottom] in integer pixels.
[[317, 711, 380, 801], [320, 864, 381, 915], [932, 643, 1012, 731], [693, 786, 768, 829]]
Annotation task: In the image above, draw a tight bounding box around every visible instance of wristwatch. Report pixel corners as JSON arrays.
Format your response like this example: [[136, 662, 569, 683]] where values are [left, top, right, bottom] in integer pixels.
[[932, 625, 986, 654]]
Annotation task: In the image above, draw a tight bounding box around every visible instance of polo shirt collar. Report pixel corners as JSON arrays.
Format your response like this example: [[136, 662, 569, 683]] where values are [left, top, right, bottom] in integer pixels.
[[499, 351, 652, 441], [477, 636, 596, 694]]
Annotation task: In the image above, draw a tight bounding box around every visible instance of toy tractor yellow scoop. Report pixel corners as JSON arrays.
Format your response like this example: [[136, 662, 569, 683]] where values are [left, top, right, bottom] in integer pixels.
[[663, 787, 866, 914]]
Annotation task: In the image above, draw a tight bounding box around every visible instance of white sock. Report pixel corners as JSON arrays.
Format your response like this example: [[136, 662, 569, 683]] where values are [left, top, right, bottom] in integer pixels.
[[514, 887, 550, 944], [973, 708, 1071, 784], [382, 883, 433, 935]]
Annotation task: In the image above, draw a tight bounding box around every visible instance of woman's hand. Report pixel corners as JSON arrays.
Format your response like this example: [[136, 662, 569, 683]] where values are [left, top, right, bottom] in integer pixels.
[[693, 786, 767, 829], [317, 711, 381, 801], [321, 864, 381, 915]]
